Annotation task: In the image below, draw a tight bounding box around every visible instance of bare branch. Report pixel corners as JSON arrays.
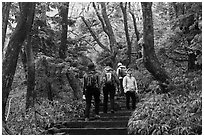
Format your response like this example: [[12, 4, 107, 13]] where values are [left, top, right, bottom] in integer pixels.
[[92, 2, 109, 35], [80, 16, 111, 53]]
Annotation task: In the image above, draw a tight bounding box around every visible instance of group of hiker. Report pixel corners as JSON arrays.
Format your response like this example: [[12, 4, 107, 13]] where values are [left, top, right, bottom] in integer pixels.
[[82, 61, 138, 121]]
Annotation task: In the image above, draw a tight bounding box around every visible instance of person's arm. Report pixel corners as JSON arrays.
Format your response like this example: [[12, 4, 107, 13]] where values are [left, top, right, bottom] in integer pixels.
[[83, 75, 87, 99], [116, 68, 120, 76], [123, 76, 127, 91], [134, 77, 138, 93]]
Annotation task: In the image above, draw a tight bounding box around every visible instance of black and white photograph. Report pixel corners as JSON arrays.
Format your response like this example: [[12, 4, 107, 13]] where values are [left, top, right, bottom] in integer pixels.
[[2, 1, 202, 135]]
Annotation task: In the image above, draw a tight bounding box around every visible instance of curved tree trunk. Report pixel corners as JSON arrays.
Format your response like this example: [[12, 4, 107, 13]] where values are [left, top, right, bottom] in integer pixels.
[[2, 2, 35, 122], [2, 2, 11, 51], [141, 2, 170, 85], [100, 2, 118, 67], [25, 2, 36, 109]]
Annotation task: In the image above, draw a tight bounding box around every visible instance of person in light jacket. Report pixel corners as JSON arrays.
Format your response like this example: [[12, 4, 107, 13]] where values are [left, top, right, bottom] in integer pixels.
[[123, 68, 138, 110]]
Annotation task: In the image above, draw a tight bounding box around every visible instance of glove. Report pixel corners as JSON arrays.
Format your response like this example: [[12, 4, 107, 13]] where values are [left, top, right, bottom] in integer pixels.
[[82, 95, 86, 100]]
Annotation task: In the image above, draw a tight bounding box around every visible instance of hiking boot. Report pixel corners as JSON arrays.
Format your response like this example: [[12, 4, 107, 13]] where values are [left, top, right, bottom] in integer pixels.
[[85, 118, 89, 122]]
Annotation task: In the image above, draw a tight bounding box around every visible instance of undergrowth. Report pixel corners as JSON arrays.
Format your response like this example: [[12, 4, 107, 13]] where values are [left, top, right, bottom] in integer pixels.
[[127, 70, 202, 135]]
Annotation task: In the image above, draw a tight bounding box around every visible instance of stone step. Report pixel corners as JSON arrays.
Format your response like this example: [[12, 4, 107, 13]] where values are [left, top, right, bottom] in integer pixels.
[[99, 105, 127, 111], [100, 110, 132, 117], [59, 120, 128, 128], [47, 127, 127, 135], [74, 115, 130, 121], [44, 97, 131, 135], [98, 115, 130, 121]]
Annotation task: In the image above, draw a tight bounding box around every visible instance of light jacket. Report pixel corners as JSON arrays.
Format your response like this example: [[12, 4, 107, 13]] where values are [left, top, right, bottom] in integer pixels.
[[123, 74, 138, 93]]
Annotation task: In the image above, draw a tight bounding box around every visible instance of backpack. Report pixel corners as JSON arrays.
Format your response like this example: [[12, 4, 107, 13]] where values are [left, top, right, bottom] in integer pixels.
[[118, 66, 127, 77], [104, 69, 115, 85], [85, 71, 99, 88]]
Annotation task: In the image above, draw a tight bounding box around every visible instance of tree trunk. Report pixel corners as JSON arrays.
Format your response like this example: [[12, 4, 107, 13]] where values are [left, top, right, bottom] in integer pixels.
[[100, 2, 118, 67], [59, 2, 69, 59], [120, 2, 132, 66], [129, 3, 140, 41], [20, 49, 28, 80], [58, 3, 81, 99], [141, 2, 170, 85], [2, 2, 35, 122], [100, 2, 117, 54], [25, 3, 36, 109], [2, 2, 11, 51], [25, 3, 36, 110]]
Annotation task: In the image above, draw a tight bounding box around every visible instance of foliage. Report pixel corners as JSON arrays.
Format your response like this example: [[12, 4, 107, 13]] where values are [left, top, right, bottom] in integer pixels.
[[6, 88, 85, 135], [128, 3, 202, 134], [3, 2, 202, 135], [128, 69, 202, 135]]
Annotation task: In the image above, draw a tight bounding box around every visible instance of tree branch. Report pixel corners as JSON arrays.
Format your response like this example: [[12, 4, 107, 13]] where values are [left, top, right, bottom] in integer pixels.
[[92, 2, 109, 35], [100, 2, 117, 53], [80, 16, 111, 53], [129, 2, 140, 41]]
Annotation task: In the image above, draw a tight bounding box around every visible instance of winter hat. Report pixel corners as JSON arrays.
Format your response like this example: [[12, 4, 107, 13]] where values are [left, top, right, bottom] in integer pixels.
[[118, 62, 122, 67]]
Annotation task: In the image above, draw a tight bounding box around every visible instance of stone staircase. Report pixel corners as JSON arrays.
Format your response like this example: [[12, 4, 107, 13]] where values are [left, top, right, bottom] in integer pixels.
[[44, 96, 133, 135]]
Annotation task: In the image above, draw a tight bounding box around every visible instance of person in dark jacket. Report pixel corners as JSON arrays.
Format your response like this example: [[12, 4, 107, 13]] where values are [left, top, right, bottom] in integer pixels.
[[101, 61, 119, 114], [83, 62, 100, 121]]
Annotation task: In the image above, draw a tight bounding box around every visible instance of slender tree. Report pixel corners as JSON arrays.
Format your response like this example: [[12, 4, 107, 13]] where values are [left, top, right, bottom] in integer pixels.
[[129, 2, 140, 41], [141, 2, 171, 86], [25, 2, 36, 109], [2, 2, 11, 51], [59, 2, 69, 59], [2, 2, 36, 122], [58, 2, 82, 99], [120, 2, 132, 66]]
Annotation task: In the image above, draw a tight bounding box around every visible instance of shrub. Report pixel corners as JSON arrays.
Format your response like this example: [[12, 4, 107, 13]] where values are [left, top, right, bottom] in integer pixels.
[[127, 90, 202, 135]]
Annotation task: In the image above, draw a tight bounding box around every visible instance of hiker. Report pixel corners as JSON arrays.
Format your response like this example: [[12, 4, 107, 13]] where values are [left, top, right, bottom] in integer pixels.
[[116, 62, 127, 96], [83, 62, 100, 121], [102, 61, 119, 114], [123, 68, 138, 110]]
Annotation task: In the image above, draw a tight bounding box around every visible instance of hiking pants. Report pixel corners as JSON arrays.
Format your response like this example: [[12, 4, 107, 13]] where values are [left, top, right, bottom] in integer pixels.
[[125, 91, 136, 109], [103, 84, 116, 113], [85, 87, 100, 118]]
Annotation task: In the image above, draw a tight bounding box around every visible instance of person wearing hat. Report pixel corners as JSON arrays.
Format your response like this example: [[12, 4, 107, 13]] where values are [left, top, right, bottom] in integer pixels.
[[83, 62, 100, 121], [116, 62, 126, 96], [123, 68, 138, 110]]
